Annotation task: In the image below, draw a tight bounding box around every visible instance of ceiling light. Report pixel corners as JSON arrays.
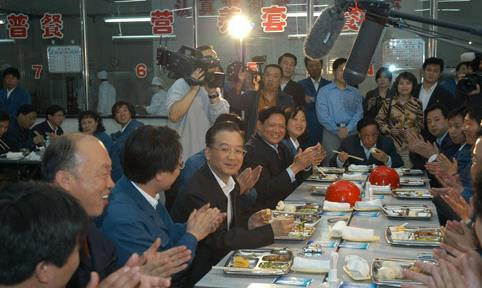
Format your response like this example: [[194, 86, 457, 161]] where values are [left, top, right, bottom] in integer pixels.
[[112, 35, 176, 40], [114, 0, 146, 2], [104, 17, 150, 23], [0, 20, 4, 25], [0, 39, 14, 43], [227, 15, 253, 40]]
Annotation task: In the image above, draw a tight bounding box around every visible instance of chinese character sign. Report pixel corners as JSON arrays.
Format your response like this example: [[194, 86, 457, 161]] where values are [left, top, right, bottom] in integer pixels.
[[40, 13, 64, 39], [175, 0, 191, 17], [199, 0, 215, 16], [260, 5, 287, 33], [343, 9, 365, 32], [7, 13, 29, 39], [217, 6, 242, 34], [150, 10, 174, 35]]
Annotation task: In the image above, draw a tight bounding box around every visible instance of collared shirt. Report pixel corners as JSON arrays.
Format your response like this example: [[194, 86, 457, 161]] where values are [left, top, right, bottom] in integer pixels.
[[280, 81, 288, 91], [208, 165, 235, 229], [311, 77, 321, 92], [419, 82, 437, 111], [315, 82, 364, 134], [6, 87, 15, 99], [435, 130, 448, 146], [262, 138, 296, 183], [131, 181, 160, 210], [120, 119, 132, 133], [289, 137, 299, 152], [47, 120, 58, 135]]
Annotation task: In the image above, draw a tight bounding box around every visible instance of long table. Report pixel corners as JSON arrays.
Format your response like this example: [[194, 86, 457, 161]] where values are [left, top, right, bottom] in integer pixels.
[[196, 175, 439, 287]]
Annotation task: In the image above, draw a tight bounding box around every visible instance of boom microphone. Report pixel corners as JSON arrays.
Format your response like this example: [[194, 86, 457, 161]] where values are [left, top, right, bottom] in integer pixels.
[[303, 5, 346, 60], [343, 12, 387, 86]]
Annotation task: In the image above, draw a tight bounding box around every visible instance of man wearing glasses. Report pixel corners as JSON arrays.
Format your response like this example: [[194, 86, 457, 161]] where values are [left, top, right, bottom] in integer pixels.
[[171, 121, 295, 287]]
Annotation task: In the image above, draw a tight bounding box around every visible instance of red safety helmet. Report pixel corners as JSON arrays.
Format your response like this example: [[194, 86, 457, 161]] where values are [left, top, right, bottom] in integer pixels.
[[368, 166, 400, 189], [325, 180, 361, 207]]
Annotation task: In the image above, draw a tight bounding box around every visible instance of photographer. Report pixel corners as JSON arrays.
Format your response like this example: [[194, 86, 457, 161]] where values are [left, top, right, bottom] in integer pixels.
[[457, 53, 482, 109], [224, 61, 250, 116], [166, 45, 229, 158]]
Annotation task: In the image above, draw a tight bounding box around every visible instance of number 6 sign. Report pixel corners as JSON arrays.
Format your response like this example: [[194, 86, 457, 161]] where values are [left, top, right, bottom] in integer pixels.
[[135, 63, 147, 79]]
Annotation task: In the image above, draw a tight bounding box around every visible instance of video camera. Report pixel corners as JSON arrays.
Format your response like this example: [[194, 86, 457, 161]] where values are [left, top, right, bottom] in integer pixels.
[[157, 45, 225, 88], [226, 56, 266, 82], [457, 72, 482, 95]]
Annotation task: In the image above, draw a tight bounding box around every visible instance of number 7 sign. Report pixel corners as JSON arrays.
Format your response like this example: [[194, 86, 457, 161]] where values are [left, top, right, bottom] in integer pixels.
[[32, 64, 43, 79]]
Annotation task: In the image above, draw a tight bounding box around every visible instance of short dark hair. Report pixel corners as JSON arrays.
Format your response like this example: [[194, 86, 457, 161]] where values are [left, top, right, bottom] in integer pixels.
[[124, 125, 182, 184], [357, 117, 379, 132], [257, 106, 286, 124], [46, 105, 65, 119], [423, 57, 444, 72], [41, 134, 83, 182], [263, 64, 283, 75], [466, 107, 482, 125], [0, 110, 9, 122], [426, 103, 448, 119], [332, 58, 347, 71], [2, 67, 20, 79], [304, 57, 323, 67], [447, 106, 466, 120], [111, 101, 136, 120], [206, 121, 242, 147], [278, 53, 298, 66], [0, 181, 88, 285], [17, 104, 35, 117], [214, 113, 245, 132], [393, 72, 418, 96], [456, 61, 470, 72], [375, 67, 393, 82], [78, 110, 105, 133]]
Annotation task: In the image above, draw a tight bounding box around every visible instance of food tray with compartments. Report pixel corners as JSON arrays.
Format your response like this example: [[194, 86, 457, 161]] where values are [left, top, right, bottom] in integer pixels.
[[392, 188, 433, 199], [385, 225, 442, 247], [223, 248, 293, 275], [382, 204, 432, 219], [372, 257, 436, 287]]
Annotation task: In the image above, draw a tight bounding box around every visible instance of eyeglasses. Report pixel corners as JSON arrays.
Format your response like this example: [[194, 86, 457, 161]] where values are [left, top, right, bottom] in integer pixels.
[[210, 145, 247, 156]]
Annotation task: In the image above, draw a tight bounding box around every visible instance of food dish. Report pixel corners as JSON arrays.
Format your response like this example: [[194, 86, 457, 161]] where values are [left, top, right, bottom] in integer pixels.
[[396, 168, 424, 176], [275, 201, 322, 214], [386, 225, 442, 247], [224, 248, 293, 275], [272, 211, 321, 226], [392, 188, 432, 199], [382, 205, 432, 219], [275, 223, 315, 241], [307, 173, 339, 182], [314, 166, 345, 174], [372, 257, 434, 286], [399, 177, 426, 186]]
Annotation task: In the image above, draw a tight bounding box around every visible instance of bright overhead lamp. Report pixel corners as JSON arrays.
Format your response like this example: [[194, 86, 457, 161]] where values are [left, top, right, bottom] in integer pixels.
[[114, 0, 146, 2], [112, 34, 176, 40], [0, 20, 5, 24], [227, 15, 253, 40], [0, 39, 15, 43], [104, 17, 150, 23]]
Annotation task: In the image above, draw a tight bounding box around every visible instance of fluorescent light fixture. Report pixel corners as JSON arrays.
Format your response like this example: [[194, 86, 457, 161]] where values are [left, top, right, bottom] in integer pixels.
[[288, 31, 357, 38], [104, 17, 150, 23], [414, 8, 430, 12], [287, 12, 322, 17], [114, 0, 146, 2], [112, 34, 176, 40], [440, 8, 461, 11], [0, 39, 14, 43]]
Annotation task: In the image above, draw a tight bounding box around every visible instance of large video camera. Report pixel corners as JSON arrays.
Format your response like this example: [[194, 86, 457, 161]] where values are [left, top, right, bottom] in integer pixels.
[[157, 45, 225, 88], [457, 72, 482, 95]]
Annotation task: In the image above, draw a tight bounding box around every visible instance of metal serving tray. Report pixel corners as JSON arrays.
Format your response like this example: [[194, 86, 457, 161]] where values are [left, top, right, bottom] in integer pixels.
[[276, 201, 323, 214], [223, 248, 293, 275], [385, 225, 442, 247], [397, 168, 424, 176], [307, 173, 339, 182], [382, 204, 432, 219], [315, 166, 345, 174], [392, 188, 433, 199], [399, 177, 426, 186], [372, 257, 436, 287], [275, 223, 315, 241], [272, 211, 321, 226]]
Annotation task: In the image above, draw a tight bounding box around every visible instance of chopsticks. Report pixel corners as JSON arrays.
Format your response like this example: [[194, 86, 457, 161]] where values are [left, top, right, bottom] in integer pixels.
[[332, 150, 364, 161]]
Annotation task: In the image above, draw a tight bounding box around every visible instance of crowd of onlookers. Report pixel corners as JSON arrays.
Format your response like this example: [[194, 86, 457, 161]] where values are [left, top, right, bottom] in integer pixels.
[[0, 48, 482, 287]]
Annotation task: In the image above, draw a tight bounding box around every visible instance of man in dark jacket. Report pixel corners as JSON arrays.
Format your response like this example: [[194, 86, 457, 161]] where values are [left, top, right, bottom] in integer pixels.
[[278, 53, 305, 108]]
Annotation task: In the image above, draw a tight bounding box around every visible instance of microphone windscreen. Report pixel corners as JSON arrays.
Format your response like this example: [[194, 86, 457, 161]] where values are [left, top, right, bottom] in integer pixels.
[[304, 6, 345, 60], [343, 14, 386, 86]]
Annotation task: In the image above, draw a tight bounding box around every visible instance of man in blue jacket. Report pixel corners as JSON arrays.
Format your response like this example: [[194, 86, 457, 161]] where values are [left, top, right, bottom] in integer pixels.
[[101, 125, 225, 286], [0, 67, 31, 117]]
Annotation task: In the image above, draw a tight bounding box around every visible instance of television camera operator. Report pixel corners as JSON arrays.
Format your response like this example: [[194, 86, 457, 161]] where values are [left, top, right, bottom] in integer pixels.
[[457, 53, 482, 109], [163, 45, 229, 159]]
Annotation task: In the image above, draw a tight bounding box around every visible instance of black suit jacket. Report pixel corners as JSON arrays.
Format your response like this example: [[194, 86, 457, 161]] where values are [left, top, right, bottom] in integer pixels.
[[329, 134, 404, 168], [283, 79, 305, 108], [242, 134, 310, 214], [410, 132, 460, 172], [171, 165, 274, 287], [414, 84, 458, 142], [67, 223, 119, 288]]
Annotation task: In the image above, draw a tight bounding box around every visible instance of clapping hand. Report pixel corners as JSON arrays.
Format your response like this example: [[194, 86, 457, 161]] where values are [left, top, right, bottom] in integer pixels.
[[237, 166, 262, 195]]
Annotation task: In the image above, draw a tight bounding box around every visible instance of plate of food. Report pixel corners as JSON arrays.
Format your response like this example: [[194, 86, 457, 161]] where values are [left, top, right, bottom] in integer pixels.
[[372, 257, 435, 287], [314, 166, 345, 174], [399, 177, 426, 186], [382, 204, 432, 219], [275, 223, 315, 241], [386, 225, 442, 247], [272, 211, 321, 226], [307, 173, 339, 182], [396, 168, 424, 176], [223, 248, 293, 275], [275, 201, 322, 214], [392, 188, 433, 199]]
